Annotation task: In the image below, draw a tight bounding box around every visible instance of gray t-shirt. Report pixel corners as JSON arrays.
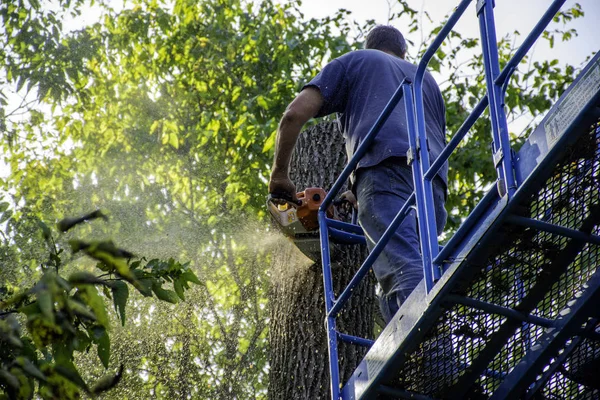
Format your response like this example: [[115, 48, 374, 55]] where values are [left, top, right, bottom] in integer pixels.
[[304, 49, 447, 188]]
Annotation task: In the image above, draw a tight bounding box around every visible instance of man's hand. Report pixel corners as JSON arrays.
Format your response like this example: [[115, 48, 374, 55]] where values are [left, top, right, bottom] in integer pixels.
[[340, 190, 358, 209], [268, 174, 298, 204]]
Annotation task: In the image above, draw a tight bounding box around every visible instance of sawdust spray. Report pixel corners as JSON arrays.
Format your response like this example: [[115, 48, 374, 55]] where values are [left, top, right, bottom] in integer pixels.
[[229, 219, 315, 285]]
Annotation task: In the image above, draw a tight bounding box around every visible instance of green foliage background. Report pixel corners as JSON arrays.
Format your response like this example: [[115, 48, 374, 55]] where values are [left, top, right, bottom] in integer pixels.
[[0, 0, 592, 398]]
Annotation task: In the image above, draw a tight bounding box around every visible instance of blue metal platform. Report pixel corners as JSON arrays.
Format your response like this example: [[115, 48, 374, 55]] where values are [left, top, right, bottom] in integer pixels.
[[315, 0, 600, 399], [341, 55, 600, 400]]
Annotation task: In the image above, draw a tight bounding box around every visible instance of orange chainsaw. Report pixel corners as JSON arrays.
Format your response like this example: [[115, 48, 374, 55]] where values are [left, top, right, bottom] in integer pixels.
[[267, 188, 336, 261]]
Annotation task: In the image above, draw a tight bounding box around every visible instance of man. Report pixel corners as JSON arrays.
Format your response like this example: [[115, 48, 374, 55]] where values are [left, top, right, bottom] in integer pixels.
[[268, 25, 448, 323]]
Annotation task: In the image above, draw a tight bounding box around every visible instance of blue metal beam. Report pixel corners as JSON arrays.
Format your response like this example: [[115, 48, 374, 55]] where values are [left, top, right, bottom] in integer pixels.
[[523, 319, 599, 400], [328, 190, 416, 319], [494, 0, 567, 88], [337, 332, 375, 348], [506, 215, 600, 246], [325, 218, 364, 235], [329, 228, 366, 245], [445, 204, 600, 398], [490, 268, 600, 399], [318, 210, 341, 400], [445, 294, 556, 328], [411, 0, 474, 287], [478, 0, 517, 198], [404, 84, 437, 291]]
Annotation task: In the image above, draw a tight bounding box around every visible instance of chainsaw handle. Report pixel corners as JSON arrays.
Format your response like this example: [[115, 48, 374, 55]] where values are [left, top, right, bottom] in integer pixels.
[[267, 192, 302, 207]]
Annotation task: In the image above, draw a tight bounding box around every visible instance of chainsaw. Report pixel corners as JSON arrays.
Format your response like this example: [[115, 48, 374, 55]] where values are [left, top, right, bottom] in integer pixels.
[[267, 187, 336, 261]]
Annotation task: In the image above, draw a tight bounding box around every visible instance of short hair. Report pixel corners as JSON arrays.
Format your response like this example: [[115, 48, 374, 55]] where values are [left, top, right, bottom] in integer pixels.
[[365, 25, 407, 59]]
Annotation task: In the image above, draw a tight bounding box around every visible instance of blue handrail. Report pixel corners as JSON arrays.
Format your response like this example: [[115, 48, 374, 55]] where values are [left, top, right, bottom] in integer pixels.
[[434, 0, 566, 265], [494, 0, 566, 87], [479, 0, 517, 198], [317, 0, 568, 398], [411, 0, 473, 290]]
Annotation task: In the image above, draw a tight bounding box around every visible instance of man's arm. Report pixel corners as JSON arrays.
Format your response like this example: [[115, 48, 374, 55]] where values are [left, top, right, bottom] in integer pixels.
[[268, 87, 323, 201]]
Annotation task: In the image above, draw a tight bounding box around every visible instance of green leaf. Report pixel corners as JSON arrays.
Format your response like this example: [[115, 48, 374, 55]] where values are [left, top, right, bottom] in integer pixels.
[[68, 271, 108, 286], [54, 364, 89, 393], [111, 281, 129, 326], [0, 318, 23, 348], [256, 95, 268, 109], [0, 369, 20, 390], [18, 302, 39, 317], [174, 277, 185, 301], [132, 270, 154, 297], [78, 286, 108, 327], [37, 220, 52, 241], [70, 240, 134, 259], [0, 202, 9, 212], [16, 357, 46, 382], [37, 290, 55, 324], [97, 331, 110, 369], [151, 281, 179, 304], [429, 56, 441, 72], [57, 210, 108, 232], [169, 131, 179, 149], [52, 341, 74, 366], [0, 210, 13, 224], [37, 83, 50, 100], [90, 325, 106, 341], [91, 364, 123, 394], [181, 270, 201, 285], [262, 130, 276, 153], [67, 298, 97, 321], [71, 241, 142, 291], [73, 330, 92, 352]]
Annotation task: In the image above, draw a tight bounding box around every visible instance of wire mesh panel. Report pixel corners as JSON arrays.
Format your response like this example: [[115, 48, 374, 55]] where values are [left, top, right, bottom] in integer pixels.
[[533, 334, 600, 400], [382, 120, 600, 398]]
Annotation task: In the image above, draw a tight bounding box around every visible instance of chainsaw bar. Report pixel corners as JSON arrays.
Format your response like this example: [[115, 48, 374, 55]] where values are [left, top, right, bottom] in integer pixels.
[[267, 188, 331, 261]]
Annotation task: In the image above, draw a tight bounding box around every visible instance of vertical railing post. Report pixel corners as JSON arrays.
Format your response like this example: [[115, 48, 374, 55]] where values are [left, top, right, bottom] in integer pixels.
[[319, 211, 341, 400], [404, 84, 436, 293], [411, 0, 472, 290], [477, 0, 517, 198], [411, 84, 440, 287]]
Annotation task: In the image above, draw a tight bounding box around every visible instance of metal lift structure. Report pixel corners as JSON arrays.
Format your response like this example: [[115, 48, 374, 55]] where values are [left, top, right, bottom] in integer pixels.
[[317, 0, 600, 398]]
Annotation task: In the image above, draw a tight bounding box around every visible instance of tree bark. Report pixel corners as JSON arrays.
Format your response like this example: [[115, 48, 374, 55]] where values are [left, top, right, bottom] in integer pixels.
[[268, 122, 375, 400]]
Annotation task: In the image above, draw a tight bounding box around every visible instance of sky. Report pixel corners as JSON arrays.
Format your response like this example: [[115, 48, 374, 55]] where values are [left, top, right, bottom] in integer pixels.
[[297, 0, 599, 68], [64, 0, 599, 67]]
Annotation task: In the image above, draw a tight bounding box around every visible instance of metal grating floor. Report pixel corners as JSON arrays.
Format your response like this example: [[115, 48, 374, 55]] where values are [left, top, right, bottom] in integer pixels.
[[385, 120, 600, 399]]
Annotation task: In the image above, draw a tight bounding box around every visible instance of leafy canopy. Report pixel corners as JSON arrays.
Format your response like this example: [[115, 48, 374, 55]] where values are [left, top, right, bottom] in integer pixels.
[[0, 0, 591, 398]]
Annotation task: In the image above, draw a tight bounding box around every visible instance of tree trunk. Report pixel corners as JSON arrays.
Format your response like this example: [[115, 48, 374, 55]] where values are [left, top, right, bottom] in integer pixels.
[[268, 122, 375, 400]]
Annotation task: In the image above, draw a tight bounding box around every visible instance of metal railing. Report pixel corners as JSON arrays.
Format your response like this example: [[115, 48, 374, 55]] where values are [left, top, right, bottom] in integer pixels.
[[315, 0, 568, 398]]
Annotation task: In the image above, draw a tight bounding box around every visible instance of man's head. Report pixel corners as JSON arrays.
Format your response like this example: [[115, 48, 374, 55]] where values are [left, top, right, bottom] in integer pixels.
[[365, 25, 407, 59]]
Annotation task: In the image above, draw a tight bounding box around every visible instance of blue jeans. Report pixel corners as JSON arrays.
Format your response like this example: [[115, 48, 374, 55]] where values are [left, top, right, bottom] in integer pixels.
[[355, 157, 447, 323]]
